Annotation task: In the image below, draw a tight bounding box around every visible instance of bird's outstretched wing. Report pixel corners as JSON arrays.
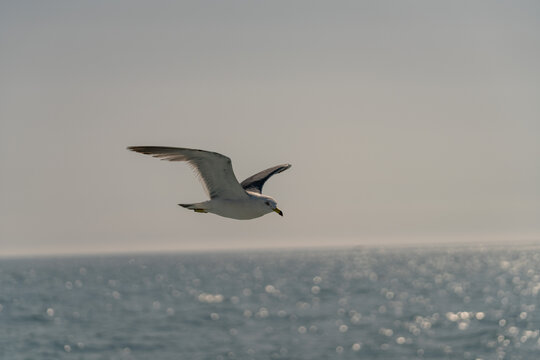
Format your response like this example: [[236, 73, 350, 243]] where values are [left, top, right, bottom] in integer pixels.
[[241, 164, 292, 194], [127, 146, 248, 200]]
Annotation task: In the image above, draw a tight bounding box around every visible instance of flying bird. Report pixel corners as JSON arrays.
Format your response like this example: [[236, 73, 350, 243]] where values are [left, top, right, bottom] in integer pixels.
[[127, 146, 291, 220]]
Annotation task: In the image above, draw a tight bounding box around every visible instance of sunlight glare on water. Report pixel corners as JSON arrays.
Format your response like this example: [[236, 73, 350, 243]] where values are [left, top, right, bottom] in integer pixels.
[[1, 246, 540, 359]]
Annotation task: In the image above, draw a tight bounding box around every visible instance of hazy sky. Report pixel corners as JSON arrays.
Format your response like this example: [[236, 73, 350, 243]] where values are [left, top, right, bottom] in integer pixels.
[[1, 1, 539, 256]]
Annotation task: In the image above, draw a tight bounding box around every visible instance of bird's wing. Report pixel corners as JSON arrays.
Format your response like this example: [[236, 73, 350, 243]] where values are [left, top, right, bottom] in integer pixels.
[[128, 146, 248, 199], [240, 164, 292, 194]]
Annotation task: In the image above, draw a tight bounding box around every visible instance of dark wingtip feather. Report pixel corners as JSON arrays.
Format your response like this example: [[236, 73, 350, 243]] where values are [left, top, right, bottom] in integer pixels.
[[127, 146, 148, 153], [127, 146, 157, 152], [127, 146, 170, 156]]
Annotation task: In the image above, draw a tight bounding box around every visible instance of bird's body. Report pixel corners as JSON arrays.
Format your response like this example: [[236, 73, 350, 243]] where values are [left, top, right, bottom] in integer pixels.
[[180, 192, 278, 220], [127, 146, 291, 220]]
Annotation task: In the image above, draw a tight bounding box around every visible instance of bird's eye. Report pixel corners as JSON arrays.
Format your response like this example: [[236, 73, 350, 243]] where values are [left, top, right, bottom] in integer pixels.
[[265, 201, 270, 206]]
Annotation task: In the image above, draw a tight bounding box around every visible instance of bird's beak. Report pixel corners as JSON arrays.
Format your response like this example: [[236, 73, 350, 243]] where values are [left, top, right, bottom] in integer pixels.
[[273, 207, 283, 216]]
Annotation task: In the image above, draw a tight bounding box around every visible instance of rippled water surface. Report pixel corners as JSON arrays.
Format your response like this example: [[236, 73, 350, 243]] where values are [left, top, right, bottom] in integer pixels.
[[2, 246, 540, 359]]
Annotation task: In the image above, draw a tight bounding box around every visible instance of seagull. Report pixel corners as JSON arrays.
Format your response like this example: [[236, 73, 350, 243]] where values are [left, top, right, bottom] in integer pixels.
[[127, 146, 291, 220]]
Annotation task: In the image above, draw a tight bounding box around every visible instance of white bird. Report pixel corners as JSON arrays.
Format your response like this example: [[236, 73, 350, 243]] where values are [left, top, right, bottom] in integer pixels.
[[127, 146, 291, 220]]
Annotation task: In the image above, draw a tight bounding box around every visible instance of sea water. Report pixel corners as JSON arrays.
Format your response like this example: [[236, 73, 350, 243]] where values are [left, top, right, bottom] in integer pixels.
[[1, 246, 540, 359]]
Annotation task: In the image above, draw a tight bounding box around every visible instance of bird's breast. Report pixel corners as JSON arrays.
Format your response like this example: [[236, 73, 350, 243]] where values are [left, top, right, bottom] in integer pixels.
[[208, 198, 269, 220]]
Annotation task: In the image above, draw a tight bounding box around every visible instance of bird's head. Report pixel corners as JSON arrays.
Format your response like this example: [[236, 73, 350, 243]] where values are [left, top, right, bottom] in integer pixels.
[[262, 197, 283, 216]]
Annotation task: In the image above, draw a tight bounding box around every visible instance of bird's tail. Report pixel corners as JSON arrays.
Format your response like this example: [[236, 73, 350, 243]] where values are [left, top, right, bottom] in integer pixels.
[[178, 203, 195, 209], [179, 203, 208, 213]]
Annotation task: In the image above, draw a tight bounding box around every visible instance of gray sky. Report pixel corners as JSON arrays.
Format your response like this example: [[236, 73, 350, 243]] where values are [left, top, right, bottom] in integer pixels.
[[1, 1, 539, 256]]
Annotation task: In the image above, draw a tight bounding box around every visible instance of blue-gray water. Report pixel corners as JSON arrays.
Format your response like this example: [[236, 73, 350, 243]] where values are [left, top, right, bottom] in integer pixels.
[[2, 247, 540, 360]]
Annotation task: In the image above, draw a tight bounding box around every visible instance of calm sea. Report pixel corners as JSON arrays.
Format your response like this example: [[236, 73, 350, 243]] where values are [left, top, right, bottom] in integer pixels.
[[1, 246, 540, 359]]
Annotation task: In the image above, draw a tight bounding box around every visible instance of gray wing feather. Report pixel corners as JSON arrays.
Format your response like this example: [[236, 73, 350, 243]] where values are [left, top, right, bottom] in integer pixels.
[[241, 164, 292, 194], [127, 146, 248, 199]]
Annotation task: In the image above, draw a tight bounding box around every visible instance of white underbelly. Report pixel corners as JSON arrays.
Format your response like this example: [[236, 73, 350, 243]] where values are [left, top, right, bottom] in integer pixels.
[[208, 199, 269, 220]]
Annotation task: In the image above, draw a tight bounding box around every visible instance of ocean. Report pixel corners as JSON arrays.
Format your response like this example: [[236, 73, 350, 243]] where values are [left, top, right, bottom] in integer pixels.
[[1, 246, 540, 359]]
